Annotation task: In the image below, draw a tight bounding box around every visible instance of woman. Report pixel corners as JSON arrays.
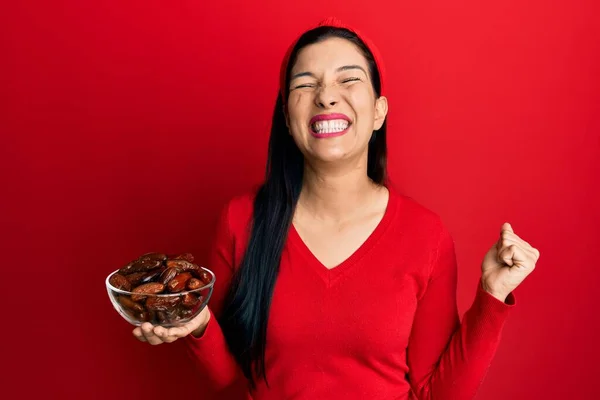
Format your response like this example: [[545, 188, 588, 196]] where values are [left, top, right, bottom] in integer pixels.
[[133, 17, 540, 399]]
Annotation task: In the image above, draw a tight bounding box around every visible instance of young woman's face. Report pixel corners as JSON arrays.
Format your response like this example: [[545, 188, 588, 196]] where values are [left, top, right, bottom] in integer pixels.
[[286, 37, 388, 165]]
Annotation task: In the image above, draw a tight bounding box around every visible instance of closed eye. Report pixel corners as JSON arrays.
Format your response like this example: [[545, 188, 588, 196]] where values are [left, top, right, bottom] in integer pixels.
[[292, 83, 316, 90], [342, 77, 361, 83]]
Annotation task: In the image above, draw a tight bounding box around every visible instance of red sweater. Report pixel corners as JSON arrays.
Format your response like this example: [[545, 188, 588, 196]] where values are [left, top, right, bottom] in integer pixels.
[[183, 187, 515, 399]]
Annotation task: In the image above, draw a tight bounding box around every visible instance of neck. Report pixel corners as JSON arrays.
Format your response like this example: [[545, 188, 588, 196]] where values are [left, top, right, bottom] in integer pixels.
[[297, 159, 383, 222]]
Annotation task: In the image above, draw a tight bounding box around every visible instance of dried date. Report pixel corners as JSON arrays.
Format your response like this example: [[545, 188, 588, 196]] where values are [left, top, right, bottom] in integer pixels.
[[177, 307, 194, 320], [181, 293, 200, 308], [167, 272, 192, 293], [117, 295, 144, 313], [109, 273, 131, 291], [159, 267, 179, 285], [137, 310, 156, 323], [131, 282, 165, 302], [125, 272, 146, 286], [146, 295, 181, 312], [166, 259, 192, 270], [166, 259, 199, 274], [198, 270, 212, 284], [156, 311, 168, 324], [111, 251, 211, 325], [172, 253, 194, 262], [139, 252, 168, 263], [140, 266, 167, 284], [187, 278, 202, 290], [119, 258, 162, 275]]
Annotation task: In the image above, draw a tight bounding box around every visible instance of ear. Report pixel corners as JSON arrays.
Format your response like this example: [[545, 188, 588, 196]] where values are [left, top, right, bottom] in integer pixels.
[[373, 96, 388, 131]]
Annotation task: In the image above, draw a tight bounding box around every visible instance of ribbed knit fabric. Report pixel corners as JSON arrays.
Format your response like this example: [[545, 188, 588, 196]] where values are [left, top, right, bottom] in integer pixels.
[[183, 187, 515, 399]]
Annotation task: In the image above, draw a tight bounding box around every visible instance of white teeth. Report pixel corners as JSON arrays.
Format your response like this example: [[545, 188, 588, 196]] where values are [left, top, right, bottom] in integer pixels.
[[311, 119, 349, 134]]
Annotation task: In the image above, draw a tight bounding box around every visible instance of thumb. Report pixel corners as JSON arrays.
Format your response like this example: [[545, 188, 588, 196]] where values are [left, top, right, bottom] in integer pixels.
[[502, 222, 514, 234]]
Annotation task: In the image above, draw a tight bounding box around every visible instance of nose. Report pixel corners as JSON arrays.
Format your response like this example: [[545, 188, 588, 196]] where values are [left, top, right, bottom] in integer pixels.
[[314, 85, 339, 108]]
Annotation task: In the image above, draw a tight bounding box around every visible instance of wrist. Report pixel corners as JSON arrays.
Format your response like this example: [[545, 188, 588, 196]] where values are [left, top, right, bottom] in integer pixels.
[[480, 279, 509, 303], [190, 308, 211, 338]]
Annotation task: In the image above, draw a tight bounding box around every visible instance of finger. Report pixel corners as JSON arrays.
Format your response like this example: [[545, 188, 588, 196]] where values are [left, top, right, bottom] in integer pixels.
[[166, 325, 191, 338], [510, 234, 540, 259], [161, 335, 180, 343], [144, 334, 164, 345], [153, 326, 167, 338], [153, 326, 180, 343], [146, 335, 164, 345], [499, 237, 538, 259], [501, 229, 532, 249], [502, 222, 514, 234], [497, 244, 515, 266], [501, 230, 540, 260], [498, 244, 529, 268], [141, 322, 155, 334], [133, 327, 147, 342], [141, 322, 164, 345]]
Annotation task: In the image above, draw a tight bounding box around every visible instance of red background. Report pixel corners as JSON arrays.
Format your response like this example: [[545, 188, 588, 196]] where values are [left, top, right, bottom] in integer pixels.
[[3, 1, 599, 399]]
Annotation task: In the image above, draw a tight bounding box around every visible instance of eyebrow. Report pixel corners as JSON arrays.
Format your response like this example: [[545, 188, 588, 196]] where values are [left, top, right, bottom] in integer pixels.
[[290, 64, 368, 81]]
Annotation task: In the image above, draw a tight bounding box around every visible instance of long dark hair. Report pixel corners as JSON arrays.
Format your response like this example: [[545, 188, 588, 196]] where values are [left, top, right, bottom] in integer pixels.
[[219, 25, 388, 389]]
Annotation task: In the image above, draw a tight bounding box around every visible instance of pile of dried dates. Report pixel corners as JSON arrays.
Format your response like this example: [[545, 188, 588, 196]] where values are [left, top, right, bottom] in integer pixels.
[[109, 252, 212, 325]]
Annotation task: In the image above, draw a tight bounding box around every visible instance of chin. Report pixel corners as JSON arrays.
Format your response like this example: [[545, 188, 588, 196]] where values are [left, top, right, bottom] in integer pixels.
[[309, 146, 351, 163]]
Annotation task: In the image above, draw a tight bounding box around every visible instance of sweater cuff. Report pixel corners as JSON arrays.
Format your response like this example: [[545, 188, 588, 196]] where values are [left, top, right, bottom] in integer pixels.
[[476, 280, 516, 309], [469, 281, 516, 333]]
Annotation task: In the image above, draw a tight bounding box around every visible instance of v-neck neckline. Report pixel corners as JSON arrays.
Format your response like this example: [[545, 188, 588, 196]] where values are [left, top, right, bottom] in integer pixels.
[[287, 187, 399, 287]]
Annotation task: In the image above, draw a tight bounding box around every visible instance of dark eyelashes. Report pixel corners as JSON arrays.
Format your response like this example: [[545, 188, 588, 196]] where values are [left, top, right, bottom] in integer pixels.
[[292, 77, 362, 90], [293, 84, 314, 89]]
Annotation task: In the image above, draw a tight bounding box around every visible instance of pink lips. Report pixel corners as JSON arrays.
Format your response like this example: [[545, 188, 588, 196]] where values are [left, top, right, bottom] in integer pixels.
[[309, 113, 352, 138], [309, 113, 351, 125]]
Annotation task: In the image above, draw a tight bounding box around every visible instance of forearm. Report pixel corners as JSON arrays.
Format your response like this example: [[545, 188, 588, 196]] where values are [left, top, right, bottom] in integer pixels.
[[412, 281, 515, 400], [183, 308, 250, 394]]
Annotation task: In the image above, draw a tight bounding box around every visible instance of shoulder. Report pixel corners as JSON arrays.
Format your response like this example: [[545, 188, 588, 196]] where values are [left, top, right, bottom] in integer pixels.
[[387, 188, 456, 278], [219, 185, 258, 238], [387, 186, 451, 246], [390, 188, 445, 229]]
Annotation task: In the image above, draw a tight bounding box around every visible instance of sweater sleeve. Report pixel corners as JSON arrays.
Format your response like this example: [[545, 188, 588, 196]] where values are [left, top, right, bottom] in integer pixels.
[[406, 221, 516, 400], [182, 201, 251, 399]]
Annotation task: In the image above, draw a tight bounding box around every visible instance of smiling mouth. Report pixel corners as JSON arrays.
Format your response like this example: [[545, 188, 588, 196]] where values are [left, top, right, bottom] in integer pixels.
[[310, 119, 351, 134]]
